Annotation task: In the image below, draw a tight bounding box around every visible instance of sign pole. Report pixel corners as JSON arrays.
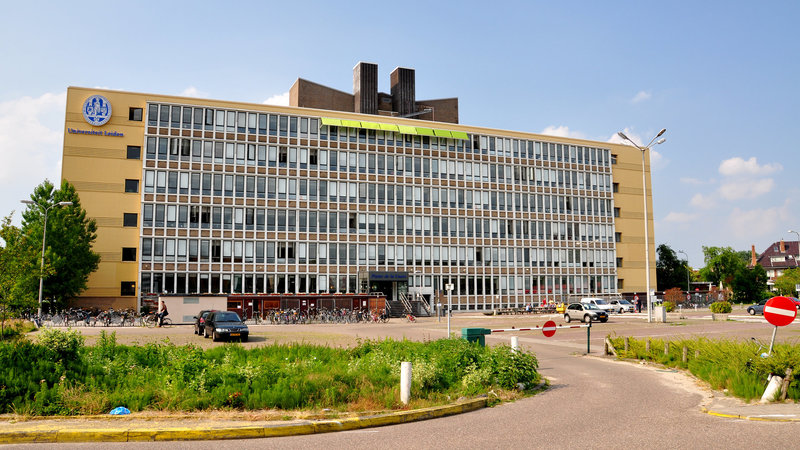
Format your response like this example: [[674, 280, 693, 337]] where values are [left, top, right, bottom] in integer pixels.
[[445, 283, 454, 337], [587, 321, 591, 354], [768, 325, 778, 356]]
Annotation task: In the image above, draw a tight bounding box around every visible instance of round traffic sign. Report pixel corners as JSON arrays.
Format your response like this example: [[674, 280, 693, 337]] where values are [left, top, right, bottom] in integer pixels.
[[764, 296, 797, 327], [542, 320, 557, 337]]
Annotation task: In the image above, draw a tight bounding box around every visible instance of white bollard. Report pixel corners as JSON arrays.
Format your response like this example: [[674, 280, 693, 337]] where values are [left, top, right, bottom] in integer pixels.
[[401, 361, 412, 405], [760, 374, 783, 403], [511, 336, 519, 352]]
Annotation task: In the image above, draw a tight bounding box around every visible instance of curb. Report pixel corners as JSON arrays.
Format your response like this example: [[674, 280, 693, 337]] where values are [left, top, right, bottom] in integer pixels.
[[0, 397, 487, 444], [700, 406, 800, 422]]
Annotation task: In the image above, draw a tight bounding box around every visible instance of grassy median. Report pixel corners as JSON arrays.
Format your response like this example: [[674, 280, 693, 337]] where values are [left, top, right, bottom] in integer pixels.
[[0, 328, 541, 416], [609, 336, 800, 401]]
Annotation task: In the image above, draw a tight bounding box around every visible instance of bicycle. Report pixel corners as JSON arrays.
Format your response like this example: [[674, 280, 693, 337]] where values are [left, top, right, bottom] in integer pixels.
[[405, 313, 416, 323]]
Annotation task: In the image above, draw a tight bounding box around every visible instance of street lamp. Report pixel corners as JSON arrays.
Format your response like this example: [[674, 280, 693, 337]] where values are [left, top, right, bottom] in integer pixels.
[[788, 230, 800, 266], [677, 250, 690, 296], [20, 199, 73, 319], [617, 128, 666, 323]]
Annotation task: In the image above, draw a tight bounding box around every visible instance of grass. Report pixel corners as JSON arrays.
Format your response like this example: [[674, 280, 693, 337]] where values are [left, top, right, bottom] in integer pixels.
[[608, 335, 800, 401], [0, 329, 542, 416]]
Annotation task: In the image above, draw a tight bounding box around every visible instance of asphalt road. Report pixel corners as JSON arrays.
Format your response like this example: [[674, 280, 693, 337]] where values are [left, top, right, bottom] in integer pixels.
[[6, 310, 799, 449]]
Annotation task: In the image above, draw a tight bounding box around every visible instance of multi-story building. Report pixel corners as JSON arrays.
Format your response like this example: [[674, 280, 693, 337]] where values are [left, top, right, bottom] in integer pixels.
[[61, 63, 656, 314], [752, 240, 800, 290]]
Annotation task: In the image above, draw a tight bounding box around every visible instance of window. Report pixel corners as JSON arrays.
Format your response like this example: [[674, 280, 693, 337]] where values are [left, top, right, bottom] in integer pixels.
[[611, 154, 617, 164], [129, 107, 143, 121], [122, 247, 137, 262], [124, 179, 139, 193], [616, 257, 623, 267], [615, 232, 622, 243], [120, 281, 136, 296], [127, 145, 141, 160], [617, 279, 624, 290], [123, 213, 137, 227], [612, 182, 619, 193], [613, 207, 620, 218]]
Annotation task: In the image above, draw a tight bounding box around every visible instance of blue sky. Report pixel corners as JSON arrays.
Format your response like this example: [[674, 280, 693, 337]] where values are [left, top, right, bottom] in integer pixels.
[[1, 0, 798, 268]]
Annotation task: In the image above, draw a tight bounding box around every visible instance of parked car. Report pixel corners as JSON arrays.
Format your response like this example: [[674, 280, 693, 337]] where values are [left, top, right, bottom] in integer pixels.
[[609, 299, 635, 313], [193, 309, 216, 335], [203, 311, 249, 342], [579, 297, 615, 313], [564, 303, 608, 323], [791, 298, 800, 310], [747, 300, 768, 315]]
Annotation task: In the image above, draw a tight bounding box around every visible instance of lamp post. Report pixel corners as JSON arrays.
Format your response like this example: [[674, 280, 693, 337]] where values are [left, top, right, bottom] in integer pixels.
[[788, 230, 800, 267], [616, 129, 666, 323], [20, 200, 73, 318], [677, 250, 690, 297]]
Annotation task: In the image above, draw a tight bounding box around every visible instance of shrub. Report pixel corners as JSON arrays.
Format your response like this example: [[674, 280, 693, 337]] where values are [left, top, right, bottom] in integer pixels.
[[663, 301, 675, 312], [709, 301, 732, 313]]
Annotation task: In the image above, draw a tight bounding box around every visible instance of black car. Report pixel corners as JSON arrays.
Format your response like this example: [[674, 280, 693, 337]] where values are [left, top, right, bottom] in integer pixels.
[[203, 311, 249, 342], [193, 309, 216, 335]]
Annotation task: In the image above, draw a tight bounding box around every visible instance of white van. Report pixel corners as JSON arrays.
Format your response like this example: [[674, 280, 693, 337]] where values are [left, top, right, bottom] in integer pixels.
[[579, 297, 616, 313]]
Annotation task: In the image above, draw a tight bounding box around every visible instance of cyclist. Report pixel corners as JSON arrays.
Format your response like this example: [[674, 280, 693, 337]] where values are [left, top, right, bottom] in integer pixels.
[[157, 304, 169, 327]]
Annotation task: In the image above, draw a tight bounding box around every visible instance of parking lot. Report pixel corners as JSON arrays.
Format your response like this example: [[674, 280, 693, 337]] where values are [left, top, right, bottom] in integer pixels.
[[64, 306, 800, 351]]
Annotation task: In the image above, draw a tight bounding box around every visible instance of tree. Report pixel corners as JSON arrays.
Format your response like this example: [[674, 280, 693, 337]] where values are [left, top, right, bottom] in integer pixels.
[[18, 180, 100, 311], [698, 246, 748, 287], [730, 264, 769, 303], [656, 244, 691, 291], [0, 214, 38, 338], [773, 268, 800, 297]]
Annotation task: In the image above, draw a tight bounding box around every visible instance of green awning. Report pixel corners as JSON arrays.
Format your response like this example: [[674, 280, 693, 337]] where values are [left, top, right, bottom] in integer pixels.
[[321, 118, 342, 126], [379, 123, 400, 132], [360, 121, 381, 130], [397, 125, 418, 135], [433, 129, 452, 138], [319, 117, 468, 140]]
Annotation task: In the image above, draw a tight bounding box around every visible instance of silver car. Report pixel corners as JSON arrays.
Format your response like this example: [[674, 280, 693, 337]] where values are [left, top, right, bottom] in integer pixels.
[[564, 303, 608, 323], [609, 299, 635, 313]]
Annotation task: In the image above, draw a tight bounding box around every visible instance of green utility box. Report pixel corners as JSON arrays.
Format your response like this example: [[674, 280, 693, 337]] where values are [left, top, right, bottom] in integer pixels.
[[461, 328, 491, 347]]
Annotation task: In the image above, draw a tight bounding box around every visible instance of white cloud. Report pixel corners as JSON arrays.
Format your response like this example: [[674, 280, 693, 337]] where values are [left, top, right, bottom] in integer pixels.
[[690, 193, 715, 208], [263, 91, 290, 106], [727, 201, 792, 239], [681, 177, 715, 185], [718, 156, 782, 177], [0, 92, 66, 223], [607, 127, 643, 146], [180, 86, 207, 98], [663, 211, 698, 223], [631, 90, 652, 103], [718, 178, 775, 200], [539, 125, 585, 139]]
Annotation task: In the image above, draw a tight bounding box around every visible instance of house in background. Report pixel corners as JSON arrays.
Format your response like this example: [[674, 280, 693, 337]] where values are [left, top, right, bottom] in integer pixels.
[[752, 240, 800, 290]]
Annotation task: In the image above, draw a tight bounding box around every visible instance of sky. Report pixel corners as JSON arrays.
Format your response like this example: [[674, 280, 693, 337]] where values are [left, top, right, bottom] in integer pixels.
[[1, 0, 798, 268]]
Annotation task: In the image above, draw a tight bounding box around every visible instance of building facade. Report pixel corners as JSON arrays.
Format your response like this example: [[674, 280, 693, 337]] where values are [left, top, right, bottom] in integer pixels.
[[61, 73, 656, 312]]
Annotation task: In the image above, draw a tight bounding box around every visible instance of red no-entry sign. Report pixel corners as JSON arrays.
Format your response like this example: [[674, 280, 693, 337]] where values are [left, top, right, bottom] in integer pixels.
[[764, 296, 797, 327], [542, 320, 557, 337]]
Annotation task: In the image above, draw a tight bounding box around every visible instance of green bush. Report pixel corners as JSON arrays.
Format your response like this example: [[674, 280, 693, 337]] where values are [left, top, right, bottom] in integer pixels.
[[709, 301, 732, 313], [0, 337, 540, 415], [663, 301, 675, 312]]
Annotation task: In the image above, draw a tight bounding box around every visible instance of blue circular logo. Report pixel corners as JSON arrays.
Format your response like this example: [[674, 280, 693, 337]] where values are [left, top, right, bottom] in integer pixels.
[[82, 95, 112, 126]]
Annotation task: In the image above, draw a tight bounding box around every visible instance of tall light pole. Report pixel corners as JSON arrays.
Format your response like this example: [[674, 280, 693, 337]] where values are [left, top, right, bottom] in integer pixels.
[[617, 129, 666, 323], [788, 230, 800, 267], [677, 250, 690, 297], [20, 200, 73, 318]]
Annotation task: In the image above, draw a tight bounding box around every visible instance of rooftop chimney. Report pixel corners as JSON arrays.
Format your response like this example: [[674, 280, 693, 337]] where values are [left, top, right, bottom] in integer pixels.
[[751, 245, 757, 266], [780, 239, 786, 253], [390, 67, 415, 117], [353, 62, 378, 115]]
